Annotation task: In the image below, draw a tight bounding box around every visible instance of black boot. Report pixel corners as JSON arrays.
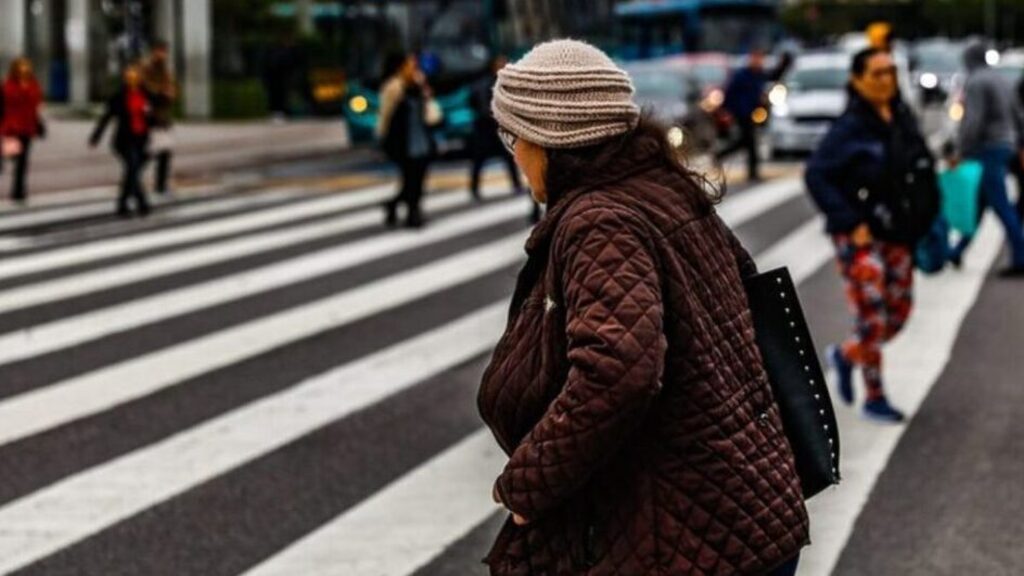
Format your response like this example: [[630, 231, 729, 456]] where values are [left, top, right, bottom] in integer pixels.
[[383, 201, 398, 228]]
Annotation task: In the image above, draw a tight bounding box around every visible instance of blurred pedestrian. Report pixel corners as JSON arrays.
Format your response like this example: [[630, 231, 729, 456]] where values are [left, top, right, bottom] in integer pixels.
[[1, 57, 45, 203], [90, 65, 152, 217], [805, 48, 940, 423], [469, 55, 540, 223], [142, 39, 177, 195], [1014, 76, 1024, 222], [717, 49, 767, 181], [479, 39, 808, 576], [377, 53, 442, 229], [948, 43, 1024, 277]]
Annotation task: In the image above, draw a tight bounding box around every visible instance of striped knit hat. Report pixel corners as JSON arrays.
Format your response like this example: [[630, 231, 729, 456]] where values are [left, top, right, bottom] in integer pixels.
[[492, 39, 640, 149]]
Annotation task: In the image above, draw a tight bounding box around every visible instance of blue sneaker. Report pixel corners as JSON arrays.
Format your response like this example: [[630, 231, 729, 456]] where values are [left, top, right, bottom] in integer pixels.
[[863, 397, 906, 424], [827, 345, 854, 406]]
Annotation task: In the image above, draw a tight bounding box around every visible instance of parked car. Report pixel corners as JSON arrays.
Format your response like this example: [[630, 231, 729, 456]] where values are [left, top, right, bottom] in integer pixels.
[[624, 54, 731, 153]]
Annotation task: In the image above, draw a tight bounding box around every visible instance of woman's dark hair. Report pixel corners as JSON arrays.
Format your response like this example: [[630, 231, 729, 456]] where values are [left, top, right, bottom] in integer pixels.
[[382, 52, 409, 82], [850, 47, 884, 77], [543, 114, 722, 211]]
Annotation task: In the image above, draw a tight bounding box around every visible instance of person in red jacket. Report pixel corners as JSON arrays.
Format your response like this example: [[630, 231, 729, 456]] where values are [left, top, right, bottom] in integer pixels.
[[0, 57, 45, 203], [90, 65, 152, 217]]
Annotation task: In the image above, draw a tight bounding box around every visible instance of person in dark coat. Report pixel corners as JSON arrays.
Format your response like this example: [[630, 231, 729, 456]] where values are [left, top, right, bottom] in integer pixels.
[[90, 65, 153, 217], [479, 39, 808, 576], [377, 53, 442, 229], [468, 56, 523, 195], [1, 57, 45, 203], [716, 49, 768, 182], [805, 47, 937, 423]]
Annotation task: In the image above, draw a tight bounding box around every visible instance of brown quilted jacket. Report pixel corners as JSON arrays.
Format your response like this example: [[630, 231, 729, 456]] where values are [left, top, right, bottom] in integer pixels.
[[477, 134, 810, 575]]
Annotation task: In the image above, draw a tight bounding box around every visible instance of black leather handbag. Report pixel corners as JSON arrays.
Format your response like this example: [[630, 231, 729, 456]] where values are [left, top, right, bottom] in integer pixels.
[[744, 267, 841, 499]]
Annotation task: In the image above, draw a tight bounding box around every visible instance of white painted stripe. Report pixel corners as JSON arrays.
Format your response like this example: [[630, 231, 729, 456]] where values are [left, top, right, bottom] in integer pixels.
[[797, 216, 1005, 576], [0, 195, 530, 366], [0, 301, 508, 574], [0, 183, 399, 281], [0, 182, 226, 234], [244, 429, 505, 576], [755, 215, 832, 283], [0, 188, 307, 251], [0, 232, 527, 447], [715, 176, 804, 226], [0, 183, 513, 313]]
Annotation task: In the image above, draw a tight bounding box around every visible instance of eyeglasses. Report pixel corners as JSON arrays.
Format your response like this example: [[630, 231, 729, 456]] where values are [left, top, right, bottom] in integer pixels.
[[497, 127, 518, 155]]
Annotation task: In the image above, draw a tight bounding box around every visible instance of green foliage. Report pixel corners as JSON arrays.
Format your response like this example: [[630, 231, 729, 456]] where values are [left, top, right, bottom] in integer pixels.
[[213, 78, 269, 119]]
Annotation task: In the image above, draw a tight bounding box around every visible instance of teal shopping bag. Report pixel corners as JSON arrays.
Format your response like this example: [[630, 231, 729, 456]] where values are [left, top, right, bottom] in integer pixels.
[[938, 161, 983, 236]]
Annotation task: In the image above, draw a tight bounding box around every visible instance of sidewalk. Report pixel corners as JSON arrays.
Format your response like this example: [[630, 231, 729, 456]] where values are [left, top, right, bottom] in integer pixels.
[[8, 117, 352, 195]]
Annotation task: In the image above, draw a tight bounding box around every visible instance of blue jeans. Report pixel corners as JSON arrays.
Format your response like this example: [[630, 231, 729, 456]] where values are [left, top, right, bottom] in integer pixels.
[[952, 144, 1024, 267]]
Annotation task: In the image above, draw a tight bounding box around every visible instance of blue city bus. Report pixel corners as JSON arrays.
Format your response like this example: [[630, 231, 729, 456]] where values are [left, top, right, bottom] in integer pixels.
[[615, 0, 781, 60]]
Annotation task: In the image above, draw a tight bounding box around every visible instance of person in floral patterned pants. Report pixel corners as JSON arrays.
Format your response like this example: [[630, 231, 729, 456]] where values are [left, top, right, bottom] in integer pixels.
[[831, 233, 914, 420]]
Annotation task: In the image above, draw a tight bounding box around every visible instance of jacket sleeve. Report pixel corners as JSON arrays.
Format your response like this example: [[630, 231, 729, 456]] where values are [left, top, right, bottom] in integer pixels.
[[724, 219, 758, 279], [958, 78, 986, 156], [375, 79, 404, 140], [494, 206, 667, 520], [804, 122, 863, 234]]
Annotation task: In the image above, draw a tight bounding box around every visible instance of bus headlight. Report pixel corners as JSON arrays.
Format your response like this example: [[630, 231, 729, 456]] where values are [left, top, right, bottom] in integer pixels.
[[349, 95, 369, 114]]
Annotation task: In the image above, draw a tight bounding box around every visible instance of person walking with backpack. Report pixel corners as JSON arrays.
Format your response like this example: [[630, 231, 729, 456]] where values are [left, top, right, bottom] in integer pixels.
[[947, 43, 1024, 277], [377, 53, 442, 229], [478, 39, 808, 576], [805, 47, 940, 424], [1, 57, 45, 203], [90, 64, 153, 217]]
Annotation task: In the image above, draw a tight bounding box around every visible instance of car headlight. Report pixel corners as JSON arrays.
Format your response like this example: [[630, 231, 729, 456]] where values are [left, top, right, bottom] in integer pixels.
[[701, 89, 724, 112], [768, 84, 788, 106], [919, 73, 938, 89], [666, 126, 685, 148], [751, 107, 769, 125], [772, 103, 790, 118]]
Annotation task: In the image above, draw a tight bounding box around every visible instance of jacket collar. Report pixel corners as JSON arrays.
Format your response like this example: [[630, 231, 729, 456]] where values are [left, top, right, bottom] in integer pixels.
[[523, 131, 664, 255]]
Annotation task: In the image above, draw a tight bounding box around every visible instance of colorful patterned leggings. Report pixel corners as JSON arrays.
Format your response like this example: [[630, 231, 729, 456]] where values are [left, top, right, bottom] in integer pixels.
[[833, 236, 914, 400]]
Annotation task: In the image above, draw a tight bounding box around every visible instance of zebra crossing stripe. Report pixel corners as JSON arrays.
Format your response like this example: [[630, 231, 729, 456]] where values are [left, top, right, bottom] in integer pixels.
[[243, 429, 504, 576], [0, 183, 399, 281], [0, 194, 531, 366], [0, 182, 516, 314], [0, 232, 527, 447], [0, 302, 508, 574]]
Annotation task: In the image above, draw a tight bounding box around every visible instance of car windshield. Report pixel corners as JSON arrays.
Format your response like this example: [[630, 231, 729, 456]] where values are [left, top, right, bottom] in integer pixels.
[[915, 46, 962, 74], [630, 69, 688, 99], [787, 67, 848, 92], [995, 65, 1024, 84]]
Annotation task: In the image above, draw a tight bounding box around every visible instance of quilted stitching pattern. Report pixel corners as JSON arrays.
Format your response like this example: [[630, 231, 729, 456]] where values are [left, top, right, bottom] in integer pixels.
[[478, 146, 809, 576]]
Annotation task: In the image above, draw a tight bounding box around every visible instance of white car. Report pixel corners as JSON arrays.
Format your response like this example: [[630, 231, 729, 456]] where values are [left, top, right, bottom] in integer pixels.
[[767, 53, 850, 157], [767, 50, 917, 157]]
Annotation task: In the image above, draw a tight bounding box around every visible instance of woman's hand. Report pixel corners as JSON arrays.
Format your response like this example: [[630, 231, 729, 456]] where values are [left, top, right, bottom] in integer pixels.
[[493, 483, 529, 526], [851, 223, 873, 247]]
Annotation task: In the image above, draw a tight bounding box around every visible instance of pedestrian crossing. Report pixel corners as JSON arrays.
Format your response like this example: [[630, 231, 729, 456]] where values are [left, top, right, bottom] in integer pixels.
[[0, 168, 1007, 575]]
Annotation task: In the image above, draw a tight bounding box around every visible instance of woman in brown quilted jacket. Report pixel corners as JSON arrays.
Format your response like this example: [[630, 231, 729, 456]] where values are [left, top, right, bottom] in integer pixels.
[[477, 40, 809, 576]]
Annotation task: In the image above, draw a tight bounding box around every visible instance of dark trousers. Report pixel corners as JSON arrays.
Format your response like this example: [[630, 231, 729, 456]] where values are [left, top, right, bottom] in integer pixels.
[[154, 151, 172, 194], [1010, 150, 1024, 221], [717, 119, 760, 181], [117, 144, 151, 215], [389, 157, 429, 225], [7, 136, 32, 201], [952, 145, 1024, 267], [470, 139, 521, 197]]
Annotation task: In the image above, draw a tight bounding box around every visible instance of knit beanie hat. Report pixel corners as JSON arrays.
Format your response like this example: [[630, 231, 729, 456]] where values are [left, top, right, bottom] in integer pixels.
[[492, 39, 641, 149]]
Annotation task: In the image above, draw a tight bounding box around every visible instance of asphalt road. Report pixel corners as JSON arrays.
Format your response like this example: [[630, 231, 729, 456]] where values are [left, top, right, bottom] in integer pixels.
[[0, 154, 1019, 576]]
